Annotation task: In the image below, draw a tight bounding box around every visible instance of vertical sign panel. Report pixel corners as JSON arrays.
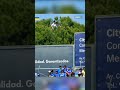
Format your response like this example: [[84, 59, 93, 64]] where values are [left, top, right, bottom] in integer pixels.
[[75, 32, 85, 67], [96, 16, 120, 90], [86, 46, 92, 90]]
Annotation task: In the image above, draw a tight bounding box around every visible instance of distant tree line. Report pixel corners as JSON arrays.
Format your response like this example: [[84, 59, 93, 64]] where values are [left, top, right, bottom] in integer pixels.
[[35, 5, 84, 14]]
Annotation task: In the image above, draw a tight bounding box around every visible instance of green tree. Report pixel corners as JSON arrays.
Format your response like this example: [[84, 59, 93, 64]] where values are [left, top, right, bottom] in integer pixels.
[[0, 0, 34, 45], [86, 0, 120, 44], [35, 16, 85, 45]]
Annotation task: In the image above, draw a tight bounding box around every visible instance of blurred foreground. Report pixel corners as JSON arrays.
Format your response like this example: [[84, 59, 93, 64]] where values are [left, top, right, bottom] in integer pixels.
[[35, 77, 85, 90]]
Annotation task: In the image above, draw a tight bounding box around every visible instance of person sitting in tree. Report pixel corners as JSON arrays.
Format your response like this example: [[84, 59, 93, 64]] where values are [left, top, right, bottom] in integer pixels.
[[51, 17, 61, 29], [51, 20, 57, 29]]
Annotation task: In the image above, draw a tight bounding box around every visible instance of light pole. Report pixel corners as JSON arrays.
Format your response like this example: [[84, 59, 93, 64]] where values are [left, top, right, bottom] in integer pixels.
[[38, 65, 40, 73]]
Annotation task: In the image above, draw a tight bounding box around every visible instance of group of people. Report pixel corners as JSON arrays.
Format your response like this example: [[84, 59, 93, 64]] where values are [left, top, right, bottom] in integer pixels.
[[48, 65, 85, 77]]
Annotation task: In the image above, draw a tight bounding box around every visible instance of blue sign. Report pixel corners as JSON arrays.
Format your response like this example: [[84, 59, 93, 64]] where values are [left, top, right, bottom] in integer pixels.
[[96, 16, 120, 90], [75, 32, 85, 67]]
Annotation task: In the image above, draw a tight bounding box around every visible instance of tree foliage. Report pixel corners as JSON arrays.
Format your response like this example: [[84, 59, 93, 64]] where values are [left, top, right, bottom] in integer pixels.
[[35, 16, 85, 45], [0, 0, 34, 45], [86, 0, 120, 44]]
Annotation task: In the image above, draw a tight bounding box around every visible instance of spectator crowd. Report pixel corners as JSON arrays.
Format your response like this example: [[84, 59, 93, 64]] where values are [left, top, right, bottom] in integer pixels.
[[48, 65, 85, 77], [35, 65, 85, 77]]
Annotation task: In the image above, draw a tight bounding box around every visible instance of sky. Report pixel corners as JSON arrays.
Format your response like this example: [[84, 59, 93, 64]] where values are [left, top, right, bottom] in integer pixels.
[[35, 0, 85, 12], [35, 14, 85, 25]]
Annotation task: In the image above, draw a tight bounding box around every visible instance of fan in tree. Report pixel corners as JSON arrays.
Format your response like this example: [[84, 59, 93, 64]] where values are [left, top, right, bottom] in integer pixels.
[[51, 20, 58, 29], [51, 17, 61, 29]]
